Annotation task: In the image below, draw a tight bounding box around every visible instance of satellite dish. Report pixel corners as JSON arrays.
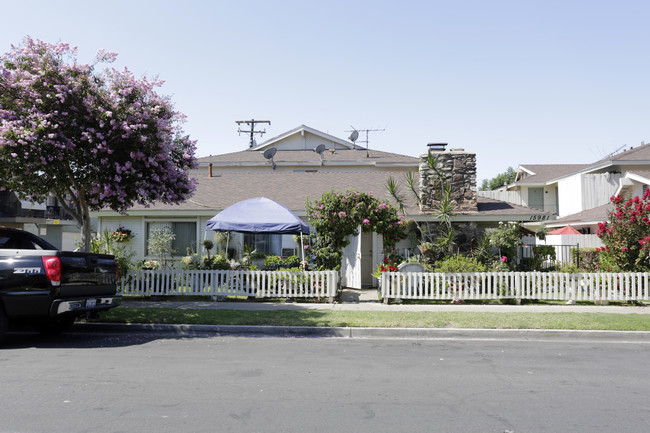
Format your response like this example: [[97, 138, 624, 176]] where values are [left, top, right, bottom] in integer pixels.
[[263, 147, 277, 170], [263, 147, 276, 159], [314, 144, 326, 166], [349, 130, 359, 143]]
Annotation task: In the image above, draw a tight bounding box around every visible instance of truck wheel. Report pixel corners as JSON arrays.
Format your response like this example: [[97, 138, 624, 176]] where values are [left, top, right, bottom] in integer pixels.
[[38, 316, 76, 335]]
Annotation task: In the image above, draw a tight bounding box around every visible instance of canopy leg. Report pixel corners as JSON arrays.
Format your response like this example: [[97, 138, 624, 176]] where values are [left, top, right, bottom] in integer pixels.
[[300, 232, 305, 267], [200, 230, 209, 265]]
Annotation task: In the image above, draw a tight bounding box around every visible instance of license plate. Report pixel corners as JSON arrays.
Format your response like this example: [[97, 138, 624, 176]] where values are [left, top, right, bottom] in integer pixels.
[[86, 299, 96, 308]]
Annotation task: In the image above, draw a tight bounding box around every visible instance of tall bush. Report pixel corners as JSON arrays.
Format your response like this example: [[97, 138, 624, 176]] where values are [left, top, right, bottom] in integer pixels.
[[597, 190, 650, 271], [487, 221, 523, 263], [147, 227, 176, 270], [306, 190, 406, 269]]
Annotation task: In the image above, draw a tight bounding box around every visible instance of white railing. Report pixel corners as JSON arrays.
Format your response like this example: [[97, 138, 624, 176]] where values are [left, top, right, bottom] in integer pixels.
[[381, 272, 650, 302], [121, 269, 339, 301]]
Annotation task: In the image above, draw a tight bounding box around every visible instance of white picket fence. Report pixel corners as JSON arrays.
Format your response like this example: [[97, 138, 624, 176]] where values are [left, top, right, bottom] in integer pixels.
[[381, 272, 650, 302], [120, 269, 339, 301]]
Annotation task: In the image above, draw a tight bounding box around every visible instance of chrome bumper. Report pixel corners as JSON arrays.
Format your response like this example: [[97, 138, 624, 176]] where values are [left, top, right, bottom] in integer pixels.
[[53, 296, 122, 315]]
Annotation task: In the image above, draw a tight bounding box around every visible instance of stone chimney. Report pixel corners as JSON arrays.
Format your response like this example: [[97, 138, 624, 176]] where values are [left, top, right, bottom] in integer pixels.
[[419, 148, 477, 213]]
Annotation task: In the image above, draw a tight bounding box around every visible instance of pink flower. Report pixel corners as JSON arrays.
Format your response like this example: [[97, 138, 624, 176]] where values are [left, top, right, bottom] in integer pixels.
[[362, 218, 370, 225], [500, 256, 508, 262]]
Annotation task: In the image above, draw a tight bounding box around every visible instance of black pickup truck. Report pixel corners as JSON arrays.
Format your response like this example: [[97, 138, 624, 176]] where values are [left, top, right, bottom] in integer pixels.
[[0, 227, 121, 338]]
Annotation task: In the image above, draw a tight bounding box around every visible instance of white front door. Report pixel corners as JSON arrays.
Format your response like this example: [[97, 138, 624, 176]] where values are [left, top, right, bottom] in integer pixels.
[[361, 231, 373, 287], [341, 229, 362, 289]]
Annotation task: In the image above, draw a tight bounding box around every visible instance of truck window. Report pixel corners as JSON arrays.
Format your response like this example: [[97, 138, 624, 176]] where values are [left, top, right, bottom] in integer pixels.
[[0, 233, 56, 250]]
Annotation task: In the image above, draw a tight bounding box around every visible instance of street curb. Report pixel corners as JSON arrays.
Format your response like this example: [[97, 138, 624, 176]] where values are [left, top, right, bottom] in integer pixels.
[[75, 322, 650, 342]]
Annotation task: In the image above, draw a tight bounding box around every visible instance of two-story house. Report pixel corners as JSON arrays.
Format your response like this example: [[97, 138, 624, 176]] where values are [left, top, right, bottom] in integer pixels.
[[0, 190, 77, 249]]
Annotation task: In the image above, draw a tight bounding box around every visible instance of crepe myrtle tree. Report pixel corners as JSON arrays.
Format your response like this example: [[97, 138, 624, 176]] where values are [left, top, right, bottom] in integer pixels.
[[0, 38, 197, 251]]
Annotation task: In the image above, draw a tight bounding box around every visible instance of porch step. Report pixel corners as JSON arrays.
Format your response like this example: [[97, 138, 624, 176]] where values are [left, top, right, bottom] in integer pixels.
[[340, 288, 379, 303]]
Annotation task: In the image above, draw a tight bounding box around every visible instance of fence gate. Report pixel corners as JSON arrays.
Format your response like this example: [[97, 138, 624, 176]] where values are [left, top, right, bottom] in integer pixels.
[[341, 230, 362, 289]]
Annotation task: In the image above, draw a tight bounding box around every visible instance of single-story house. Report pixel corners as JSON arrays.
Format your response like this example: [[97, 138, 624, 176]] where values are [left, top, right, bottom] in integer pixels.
[[94, 125, 553, 287]]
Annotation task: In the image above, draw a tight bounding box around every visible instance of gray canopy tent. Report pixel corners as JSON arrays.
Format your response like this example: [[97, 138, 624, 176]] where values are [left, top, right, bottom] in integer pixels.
[[205, 197, 310, 262]]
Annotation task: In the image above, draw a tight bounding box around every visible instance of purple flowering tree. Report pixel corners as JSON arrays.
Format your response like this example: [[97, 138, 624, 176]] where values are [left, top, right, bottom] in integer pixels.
[[0, 38, 197, 251]]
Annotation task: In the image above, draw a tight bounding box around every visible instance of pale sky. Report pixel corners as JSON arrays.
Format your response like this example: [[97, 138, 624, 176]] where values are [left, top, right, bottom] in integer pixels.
[[2, 0, 649, 183]]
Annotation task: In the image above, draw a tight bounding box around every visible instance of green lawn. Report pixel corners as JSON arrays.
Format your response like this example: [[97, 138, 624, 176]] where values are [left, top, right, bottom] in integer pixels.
[[94, 308, 650, 331]]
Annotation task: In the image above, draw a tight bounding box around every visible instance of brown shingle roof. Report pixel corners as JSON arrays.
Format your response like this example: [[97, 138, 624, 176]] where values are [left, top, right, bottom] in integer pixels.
[[124, 171, 551, 219], [592, 142, 650, 165], [547, 203, 612, 226], [475, 196, 553, 216]]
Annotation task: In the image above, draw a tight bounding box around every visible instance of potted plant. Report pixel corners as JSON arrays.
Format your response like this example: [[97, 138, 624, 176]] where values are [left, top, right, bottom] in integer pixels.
[[111, 225, 133, 242]]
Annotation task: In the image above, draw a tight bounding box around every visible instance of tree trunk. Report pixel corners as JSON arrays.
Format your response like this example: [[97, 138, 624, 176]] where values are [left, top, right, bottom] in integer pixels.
[[54, 192, 92, 252], [78, 211, 92, 252]]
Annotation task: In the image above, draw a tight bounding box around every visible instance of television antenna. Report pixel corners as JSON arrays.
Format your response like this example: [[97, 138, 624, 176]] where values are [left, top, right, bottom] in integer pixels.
[[603, 143, 627, 159], [263, 147, 277, 170], [236, 119, 271, 148], [346, 126, 386, 157]]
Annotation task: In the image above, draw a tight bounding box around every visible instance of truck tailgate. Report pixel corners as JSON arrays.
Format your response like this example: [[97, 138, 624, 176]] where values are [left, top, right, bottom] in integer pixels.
[[58, 252, 117, 297]]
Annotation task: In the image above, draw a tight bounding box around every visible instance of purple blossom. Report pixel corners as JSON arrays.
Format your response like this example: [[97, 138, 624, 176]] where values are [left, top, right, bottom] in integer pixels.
[[0, 37, 197, 250]]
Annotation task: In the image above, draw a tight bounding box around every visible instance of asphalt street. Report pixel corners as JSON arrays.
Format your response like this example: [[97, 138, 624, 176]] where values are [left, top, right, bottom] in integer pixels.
[[1, 329, 650, 433]]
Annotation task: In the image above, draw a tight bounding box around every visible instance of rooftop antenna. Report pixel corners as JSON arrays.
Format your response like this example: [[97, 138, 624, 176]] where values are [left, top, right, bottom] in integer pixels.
[[263, 147, 277, 170], [236, 119, 271, 148], [314, 143, 326, 165], [604, 143, 627, 159], [346, 126, 385, 158]]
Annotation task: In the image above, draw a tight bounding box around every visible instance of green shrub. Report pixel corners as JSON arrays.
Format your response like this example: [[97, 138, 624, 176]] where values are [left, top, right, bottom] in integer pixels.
[[555, 262, 581, 273], [203, 254, 230, 270], [487, 222, 523, 262], [532, 245, 556, 270], [433, 255, 487, 273], [181, 253, 229, 270], [489, 258, 510, 272], [90, 229, 135, 277], [571, 248, 600, 272], [264, 255, 302, 270]]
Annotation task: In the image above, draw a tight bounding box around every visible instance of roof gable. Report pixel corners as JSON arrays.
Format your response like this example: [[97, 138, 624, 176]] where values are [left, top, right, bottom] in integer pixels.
[[252, 125, 360, 151], [516, 143, 650, 186], [516, 164, 590, 185]]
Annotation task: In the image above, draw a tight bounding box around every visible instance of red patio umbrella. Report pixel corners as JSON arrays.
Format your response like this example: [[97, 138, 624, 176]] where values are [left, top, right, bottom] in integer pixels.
[[548, 225, 582, 235]]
